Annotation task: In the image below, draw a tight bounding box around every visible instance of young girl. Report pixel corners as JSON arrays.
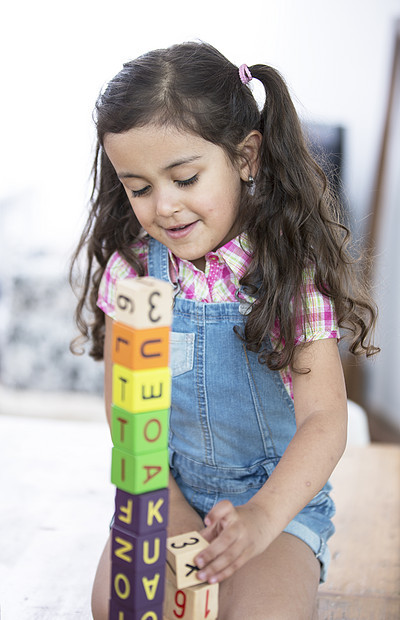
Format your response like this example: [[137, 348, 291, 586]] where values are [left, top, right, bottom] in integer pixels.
[[71, 42, 377, 619]]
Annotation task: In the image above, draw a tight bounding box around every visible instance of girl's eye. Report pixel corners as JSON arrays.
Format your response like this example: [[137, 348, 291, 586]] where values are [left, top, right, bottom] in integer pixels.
[[176, 174, 199, 188], [131, 185, 150, 198]]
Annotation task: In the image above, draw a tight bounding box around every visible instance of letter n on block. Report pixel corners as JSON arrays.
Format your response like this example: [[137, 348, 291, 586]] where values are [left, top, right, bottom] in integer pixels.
[[111, 525, 167, 572]]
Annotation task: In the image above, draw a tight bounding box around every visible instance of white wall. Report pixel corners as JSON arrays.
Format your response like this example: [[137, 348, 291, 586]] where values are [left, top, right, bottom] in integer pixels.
[[1, 0, 399, 424]]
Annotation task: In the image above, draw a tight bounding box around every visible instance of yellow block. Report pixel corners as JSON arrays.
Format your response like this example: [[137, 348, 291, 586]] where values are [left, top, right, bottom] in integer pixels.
[[113, 364, 171, 413]]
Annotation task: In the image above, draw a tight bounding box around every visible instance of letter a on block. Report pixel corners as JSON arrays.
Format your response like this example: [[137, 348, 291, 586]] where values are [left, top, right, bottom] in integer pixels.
[[115, 277, 173, 329], [142, 573, 160, 601]]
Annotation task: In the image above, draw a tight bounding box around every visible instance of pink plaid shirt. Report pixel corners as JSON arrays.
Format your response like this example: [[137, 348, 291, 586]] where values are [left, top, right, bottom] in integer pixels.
[[98, 234, 338, 399]]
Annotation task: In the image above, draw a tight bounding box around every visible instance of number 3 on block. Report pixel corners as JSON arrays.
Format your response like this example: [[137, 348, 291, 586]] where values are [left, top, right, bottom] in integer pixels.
[[115, 277, 173, 329]]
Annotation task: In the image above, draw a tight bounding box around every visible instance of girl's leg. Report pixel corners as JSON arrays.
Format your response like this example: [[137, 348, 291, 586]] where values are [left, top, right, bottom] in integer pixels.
[[91, 534, 112, 620], [218, 532, 320, 620]]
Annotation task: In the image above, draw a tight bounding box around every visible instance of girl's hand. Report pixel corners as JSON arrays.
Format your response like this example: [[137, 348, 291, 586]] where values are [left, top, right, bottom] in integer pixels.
[[194, 500, 273, 584]]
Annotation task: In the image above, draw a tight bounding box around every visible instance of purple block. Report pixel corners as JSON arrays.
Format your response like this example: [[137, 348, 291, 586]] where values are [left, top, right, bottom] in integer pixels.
[[109, 598, 164, 619], [114, 488, 169, 535], [111, 562, 165, 610], [111, 525, 167, 572]]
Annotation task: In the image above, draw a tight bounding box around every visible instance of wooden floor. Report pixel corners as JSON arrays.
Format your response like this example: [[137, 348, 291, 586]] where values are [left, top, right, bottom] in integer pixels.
[[0, 406, 399, 619], [318, 444, 400, 619]]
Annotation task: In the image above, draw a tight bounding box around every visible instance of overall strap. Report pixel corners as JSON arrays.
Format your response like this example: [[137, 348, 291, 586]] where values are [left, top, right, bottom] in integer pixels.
[[147, 238, 171, 283]]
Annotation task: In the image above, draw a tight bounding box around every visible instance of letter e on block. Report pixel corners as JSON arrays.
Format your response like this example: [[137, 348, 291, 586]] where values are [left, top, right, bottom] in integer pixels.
[[115, 277, 173, 329]]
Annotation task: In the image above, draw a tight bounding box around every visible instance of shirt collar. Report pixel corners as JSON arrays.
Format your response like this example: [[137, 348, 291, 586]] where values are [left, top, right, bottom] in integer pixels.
[[168, 232, 253, 280]]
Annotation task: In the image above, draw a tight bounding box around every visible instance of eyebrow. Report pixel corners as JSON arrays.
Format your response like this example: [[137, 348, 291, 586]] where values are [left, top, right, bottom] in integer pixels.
[[118, 155, 202, 180]]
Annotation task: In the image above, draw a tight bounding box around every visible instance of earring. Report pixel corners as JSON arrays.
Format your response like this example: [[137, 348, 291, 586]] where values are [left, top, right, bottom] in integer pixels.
[[247, 175, 256, 196]]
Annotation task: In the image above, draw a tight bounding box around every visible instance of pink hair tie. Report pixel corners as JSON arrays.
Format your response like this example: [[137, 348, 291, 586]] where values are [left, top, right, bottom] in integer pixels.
[[239, 64, 253, 85]]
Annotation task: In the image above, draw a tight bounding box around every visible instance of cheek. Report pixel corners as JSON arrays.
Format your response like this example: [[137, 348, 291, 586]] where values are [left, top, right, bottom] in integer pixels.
[[127, 200, 149, 227]]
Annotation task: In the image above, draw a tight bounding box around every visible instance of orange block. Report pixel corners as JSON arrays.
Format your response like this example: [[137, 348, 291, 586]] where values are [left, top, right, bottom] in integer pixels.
[[112, 321, 170, 371]]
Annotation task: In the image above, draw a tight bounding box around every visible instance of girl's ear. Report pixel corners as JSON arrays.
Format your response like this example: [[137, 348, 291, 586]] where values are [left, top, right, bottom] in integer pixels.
[[238, 130, 262, 181]]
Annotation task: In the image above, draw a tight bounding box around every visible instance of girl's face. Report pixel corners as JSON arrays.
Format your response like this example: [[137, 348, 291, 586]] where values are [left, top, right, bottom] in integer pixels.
[[104, 124, 246, 270]]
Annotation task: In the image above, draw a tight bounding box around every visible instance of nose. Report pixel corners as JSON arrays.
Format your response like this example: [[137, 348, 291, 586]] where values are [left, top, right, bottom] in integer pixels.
[[155, 188, 181, 217]]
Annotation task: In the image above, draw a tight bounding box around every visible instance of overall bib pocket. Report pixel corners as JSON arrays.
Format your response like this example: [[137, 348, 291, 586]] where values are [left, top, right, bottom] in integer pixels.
[[170, 332, 195, 377]]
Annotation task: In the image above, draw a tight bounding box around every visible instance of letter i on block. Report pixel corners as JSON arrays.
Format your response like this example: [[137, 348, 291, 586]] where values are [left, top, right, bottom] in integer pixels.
[[109, 277, 173, 620]]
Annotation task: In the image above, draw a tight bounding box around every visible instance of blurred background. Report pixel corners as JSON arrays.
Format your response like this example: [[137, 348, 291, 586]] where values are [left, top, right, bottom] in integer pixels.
[[1, 0, 400, 440]]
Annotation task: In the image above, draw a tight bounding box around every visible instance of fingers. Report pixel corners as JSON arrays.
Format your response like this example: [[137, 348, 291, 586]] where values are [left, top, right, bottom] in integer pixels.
[[194, 501, 256, 584]]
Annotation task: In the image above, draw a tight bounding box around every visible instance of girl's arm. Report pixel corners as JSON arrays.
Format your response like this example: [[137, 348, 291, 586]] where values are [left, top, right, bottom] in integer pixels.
[[104, 314, 203, 535], [195, 337, 348, 583]]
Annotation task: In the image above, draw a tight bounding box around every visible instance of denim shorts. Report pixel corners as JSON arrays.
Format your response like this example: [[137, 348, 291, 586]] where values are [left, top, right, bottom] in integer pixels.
[[171, 454, 335, 583]]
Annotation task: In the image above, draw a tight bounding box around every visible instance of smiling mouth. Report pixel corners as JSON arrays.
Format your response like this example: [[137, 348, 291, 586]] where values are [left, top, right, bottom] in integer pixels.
[[168, 223, 193, 231], [165, 221, 197, 238]]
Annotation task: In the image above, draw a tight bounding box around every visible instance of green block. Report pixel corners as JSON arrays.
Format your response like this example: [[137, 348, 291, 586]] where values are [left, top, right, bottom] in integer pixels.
[[111, 405, 169, 455], [111, 446, 169, 495]]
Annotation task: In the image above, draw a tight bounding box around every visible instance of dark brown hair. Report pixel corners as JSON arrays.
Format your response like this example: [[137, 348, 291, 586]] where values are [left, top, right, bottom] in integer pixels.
[[71, 41, 378, 367]]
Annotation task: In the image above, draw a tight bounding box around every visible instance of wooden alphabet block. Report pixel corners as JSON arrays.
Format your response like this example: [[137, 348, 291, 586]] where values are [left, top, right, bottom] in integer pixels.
[[112, 321, 170, 371], [115, 277, 173, 329], [164, 579, 219, 620], [113, 364, 171, 414], [109, 598, 164, 620], [111, 447, 169, 495], [166, 532, 209, 589], [111, 525, 167, 571], [111, 562, 165, 610], [114, 488, 169, 535], [112, 406, 169, 455]]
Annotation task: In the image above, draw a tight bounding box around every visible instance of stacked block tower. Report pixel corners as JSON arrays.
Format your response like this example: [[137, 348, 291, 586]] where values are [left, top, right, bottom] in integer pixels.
[[109, 277, 173, 620], [108, 276, 218, 620]]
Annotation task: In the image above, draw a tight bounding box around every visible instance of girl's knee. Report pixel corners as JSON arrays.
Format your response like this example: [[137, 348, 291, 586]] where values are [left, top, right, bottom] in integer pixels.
[[91, 536, 112, 620]]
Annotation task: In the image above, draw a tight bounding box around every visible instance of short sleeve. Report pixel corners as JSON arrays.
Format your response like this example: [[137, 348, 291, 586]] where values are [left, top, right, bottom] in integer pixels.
[[269, 265, 339, 347], [97, 241, 149, 319], [295, 266, 338, 344]]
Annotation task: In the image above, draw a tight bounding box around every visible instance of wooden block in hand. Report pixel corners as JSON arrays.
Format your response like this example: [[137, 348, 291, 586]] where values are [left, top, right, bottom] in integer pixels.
[[112, 321, 170, 371], [112, 364, 171, 414], [112, 405, 169, 455], [166, 531, 209, 589], [114, 488, 169, 535], [164, 578, 219, 620], [115, 277, 173, 329]]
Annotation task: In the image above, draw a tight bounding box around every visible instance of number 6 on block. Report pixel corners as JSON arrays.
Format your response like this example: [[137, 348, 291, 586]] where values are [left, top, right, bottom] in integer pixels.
[[164, 579, 219, 620], [115, 277, 173, 329], [166, 531, 210, 589]]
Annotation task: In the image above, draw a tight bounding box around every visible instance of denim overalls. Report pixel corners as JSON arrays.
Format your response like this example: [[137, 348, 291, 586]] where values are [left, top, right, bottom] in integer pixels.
[[147, 238, 335, 581]]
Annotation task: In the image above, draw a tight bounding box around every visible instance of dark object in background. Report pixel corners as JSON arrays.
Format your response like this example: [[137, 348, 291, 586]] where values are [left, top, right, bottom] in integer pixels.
[[304, 122, 345, 197]]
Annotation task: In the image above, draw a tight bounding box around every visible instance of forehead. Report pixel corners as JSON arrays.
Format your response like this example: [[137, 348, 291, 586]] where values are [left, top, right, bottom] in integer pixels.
[[103, 124, 228, 172]]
